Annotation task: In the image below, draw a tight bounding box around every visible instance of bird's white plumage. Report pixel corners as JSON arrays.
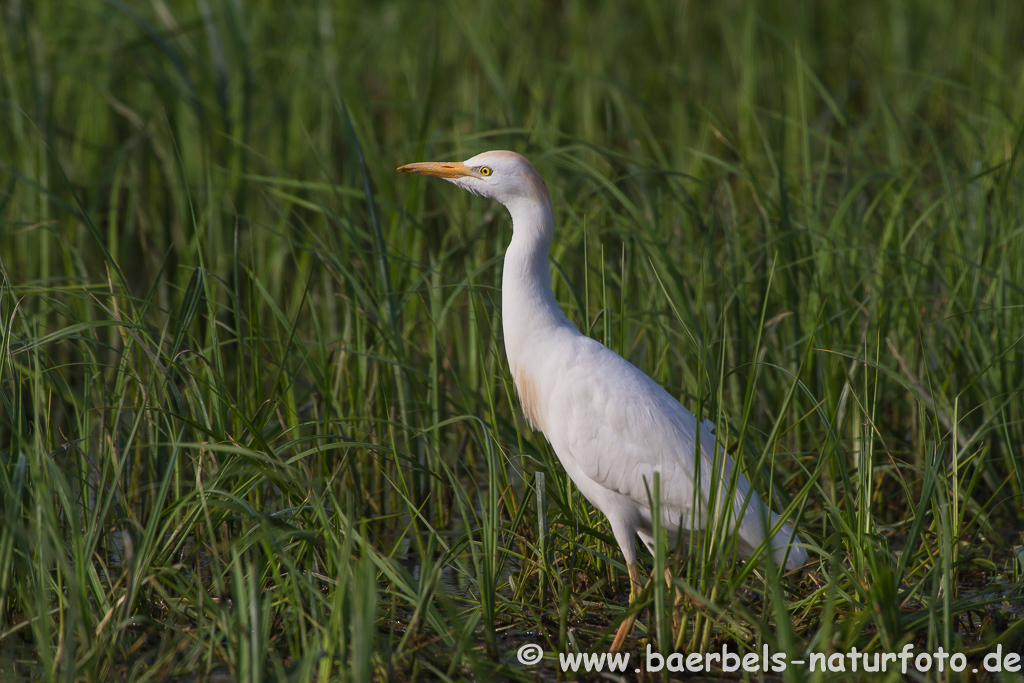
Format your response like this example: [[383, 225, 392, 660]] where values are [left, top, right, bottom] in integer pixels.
[[398, 150, 806, 573]]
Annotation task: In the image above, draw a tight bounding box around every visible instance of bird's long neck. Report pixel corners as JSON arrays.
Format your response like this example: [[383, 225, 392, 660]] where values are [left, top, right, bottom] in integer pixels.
[[501, 196, 575, 413]]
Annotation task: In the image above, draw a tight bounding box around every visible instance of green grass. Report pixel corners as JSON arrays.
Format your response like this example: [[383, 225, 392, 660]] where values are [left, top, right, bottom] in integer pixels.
[[2, 0, 1023, 680]]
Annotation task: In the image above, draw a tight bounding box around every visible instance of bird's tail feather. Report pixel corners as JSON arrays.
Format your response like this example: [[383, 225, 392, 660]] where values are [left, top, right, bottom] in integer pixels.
[[769, 519, 807, 571], [735, 510, 807, 572]]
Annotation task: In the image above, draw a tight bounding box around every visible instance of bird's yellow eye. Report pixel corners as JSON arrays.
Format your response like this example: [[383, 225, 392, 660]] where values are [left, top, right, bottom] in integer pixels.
[[479, 167, 492, 176]]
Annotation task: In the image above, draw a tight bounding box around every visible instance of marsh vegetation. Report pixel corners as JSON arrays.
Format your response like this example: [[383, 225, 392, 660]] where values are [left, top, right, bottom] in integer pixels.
[[1, 1, 1023, 680]]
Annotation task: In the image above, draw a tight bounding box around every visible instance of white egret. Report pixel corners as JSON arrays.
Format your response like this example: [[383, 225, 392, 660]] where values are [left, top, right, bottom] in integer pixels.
[[398, 151, 806, 649]]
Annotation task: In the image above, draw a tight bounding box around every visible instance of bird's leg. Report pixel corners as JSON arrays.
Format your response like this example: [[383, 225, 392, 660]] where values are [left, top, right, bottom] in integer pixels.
[[610, 563, 644, 652], [665, 567, 687, 631], [628, 562, 643, 600]]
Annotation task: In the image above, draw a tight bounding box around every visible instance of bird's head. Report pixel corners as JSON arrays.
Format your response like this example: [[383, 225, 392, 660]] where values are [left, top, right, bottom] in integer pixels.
[[398, 150, 551, 210]]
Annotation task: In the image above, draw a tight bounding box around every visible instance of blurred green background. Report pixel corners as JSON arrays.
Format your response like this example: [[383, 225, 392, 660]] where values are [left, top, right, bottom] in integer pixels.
[[2, 0, 1023, 680]]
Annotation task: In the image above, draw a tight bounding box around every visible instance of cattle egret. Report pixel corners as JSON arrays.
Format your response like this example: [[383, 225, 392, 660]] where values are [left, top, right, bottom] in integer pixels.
[[398, 151, 807, 649]]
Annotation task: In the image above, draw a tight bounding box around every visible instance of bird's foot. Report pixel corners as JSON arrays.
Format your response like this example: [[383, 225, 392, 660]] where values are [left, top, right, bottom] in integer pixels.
[[610, 563, 645, 652], [610, 613, 638, 653]]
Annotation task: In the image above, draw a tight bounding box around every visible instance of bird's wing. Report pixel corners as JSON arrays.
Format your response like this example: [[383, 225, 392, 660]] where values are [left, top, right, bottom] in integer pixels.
[[547, 336, 766, 537]]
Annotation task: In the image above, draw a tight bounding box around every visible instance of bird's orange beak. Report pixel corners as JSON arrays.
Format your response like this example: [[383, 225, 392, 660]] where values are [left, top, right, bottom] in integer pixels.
[[396, 161, 474, 178]]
